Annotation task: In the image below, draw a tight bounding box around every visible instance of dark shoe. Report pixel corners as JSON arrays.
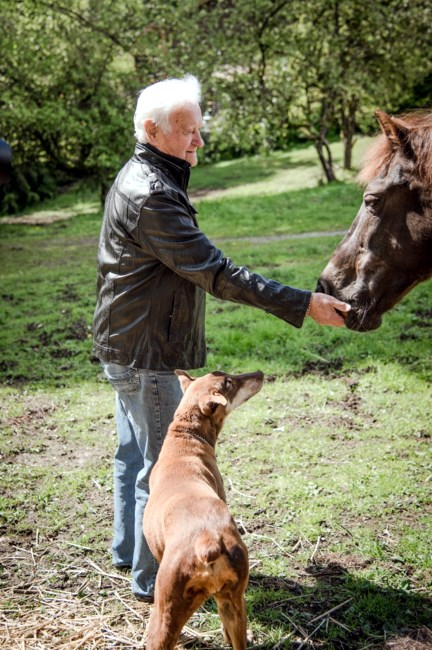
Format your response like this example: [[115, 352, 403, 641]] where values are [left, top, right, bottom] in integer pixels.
[[133, 592, 154, 604], [113, 563, 131, 571]]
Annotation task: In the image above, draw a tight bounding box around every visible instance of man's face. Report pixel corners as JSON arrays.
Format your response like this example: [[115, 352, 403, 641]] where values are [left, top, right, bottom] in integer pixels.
[[151, 104, 204, 167]]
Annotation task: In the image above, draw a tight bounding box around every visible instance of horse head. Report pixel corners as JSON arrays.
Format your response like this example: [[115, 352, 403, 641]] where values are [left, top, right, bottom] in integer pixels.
[[317, 110, 432, 331]]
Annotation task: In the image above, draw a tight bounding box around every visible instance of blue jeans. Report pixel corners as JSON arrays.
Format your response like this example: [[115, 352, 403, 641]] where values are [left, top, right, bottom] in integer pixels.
[[102, 362, 183, 598]]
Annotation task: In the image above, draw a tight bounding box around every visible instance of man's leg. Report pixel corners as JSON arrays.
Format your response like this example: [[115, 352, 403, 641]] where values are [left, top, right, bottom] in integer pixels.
[[112, 392, 142, 567], [103, 363, 144, 569], [130, 370, 182, 598], [102, 363, 182, 598]]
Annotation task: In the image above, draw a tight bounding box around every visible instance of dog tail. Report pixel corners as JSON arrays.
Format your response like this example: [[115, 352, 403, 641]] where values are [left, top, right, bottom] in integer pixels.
[[186, 531, 248, 598], [194, 530, 222, 565]]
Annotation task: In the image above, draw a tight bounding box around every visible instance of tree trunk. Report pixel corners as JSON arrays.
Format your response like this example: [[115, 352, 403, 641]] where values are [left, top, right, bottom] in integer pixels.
[[343, 127, 354, 170], [340, 99, 358, 170], [315, 135, 337, 183]]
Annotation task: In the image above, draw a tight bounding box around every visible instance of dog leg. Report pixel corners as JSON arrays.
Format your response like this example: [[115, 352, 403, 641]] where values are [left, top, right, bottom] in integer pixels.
[[146, 598, 206, 650], [145, 568, 207, 650], [215, 591, 248, 650]]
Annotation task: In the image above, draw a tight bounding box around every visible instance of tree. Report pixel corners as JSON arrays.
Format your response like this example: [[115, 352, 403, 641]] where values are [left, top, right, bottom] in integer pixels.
[[196, 0, 432, 179], [287, 0, 432, 176], [1, 0, 431, 212], [0, 0, 227, 210], [0, 0, 131, 209]]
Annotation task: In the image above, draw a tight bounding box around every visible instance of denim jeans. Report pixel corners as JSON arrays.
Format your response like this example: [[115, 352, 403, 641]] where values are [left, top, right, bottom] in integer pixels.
[[102, 362, 183, 598]]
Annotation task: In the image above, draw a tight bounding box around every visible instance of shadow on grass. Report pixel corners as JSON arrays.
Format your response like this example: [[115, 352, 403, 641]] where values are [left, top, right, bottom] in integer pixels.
[[183, 568, 432, 649], [245, 569, 432, 649]]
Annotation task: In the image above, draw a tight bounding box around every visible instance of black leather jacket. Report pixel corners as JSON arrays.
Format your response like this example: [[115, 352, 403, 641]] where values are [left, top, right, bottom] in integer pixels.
[[92, 143, 311, 370]]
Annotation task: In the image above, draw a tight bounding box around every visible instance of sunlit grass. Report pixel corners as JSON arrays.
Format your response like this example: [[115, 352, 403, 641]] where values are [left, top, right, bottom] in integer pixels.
[[191, 136, 372, 197]]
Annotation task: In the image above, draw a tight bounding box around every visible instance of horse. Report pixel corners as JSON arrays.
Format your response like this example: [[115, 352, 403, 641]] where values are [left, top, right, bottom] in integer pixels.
[[316, 110, 432, 331]]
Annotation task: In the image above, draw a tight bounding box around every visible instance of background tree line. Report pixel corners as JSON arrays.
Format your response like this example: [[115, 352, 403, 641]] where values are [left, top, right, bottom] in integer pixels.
[[1, 0, 431, 214]]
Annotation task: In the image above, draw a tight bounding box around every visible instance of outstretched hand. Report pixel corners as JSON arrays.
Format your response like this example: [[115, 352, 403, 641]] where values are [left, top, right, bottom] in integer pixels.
[[307, 293, 351, 327]]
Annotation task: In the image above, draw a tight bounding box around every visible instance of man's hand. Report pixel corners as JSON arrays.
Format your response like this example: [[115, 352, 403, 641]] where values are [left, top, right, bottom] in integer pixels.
[[306, 293, 351, 327]]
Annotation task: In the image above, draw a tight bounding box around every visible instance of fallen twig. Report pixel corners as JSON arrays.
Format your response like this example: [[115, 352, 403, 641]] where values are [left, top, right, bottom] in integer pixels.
[[227, 478, 256, 499], [297, 618, 326, 650], [280, 611, 308, 638], [85, 557, 130, 582], [247, 532, 297, 558], [309, 535, 321, 563], [329, 616, 351, 632], [309, 598, 353, 624]]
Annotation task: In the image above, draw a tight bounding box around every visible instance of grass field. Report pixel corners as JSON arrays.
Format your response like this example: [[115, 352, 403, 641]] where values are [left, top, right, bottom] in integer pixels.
[[1, 140, 431, 649]]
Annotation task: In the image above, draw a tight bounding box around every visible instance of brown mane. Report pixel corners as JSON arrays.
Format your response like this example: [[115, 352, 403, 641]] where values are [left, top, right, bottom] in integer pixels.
[[358, 110, 432, 187]]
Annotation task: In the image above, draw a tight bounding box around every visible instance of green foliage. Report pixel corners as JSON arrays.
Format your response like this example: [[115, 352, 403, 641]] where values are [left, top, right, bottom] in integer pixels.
[[0, 162, 60, 214], [0, 0, 138, 213], [1, 0, 432, 212], [198, 0, 432, 172]]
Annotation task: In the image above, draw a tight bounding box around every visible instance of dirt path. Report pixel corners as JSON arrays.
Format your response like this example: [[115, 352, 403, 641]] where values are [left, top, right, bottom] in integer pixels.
[[1, 204, 346, 243], [0, 205, 101, 225], [215, 229, 346, 244]]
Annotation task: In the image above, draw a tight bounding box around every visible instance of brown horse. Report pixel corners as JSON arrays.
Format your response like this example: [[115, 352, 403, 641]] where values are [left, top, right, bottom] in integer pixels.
[[317, 110, 432, 331]]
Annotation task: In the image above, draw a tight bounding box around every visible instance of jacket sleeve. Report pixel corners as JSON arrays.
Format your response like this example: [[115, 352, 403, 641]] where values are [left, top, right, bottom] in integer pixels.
[[136, 191, 311, 328]]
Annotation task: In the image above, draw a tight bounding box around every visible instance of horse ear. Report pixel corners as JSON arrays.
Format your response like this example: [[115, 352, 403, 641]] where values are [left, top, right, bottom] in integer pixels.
[[175, 369, 195, 393], [375, 110, 409, 150], [198, 393, 227, 416]]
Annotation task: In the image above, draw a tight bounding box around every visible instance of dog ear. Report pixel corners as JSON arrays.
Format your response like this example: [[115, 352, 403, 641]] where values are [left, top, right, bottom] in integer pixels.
[[175, 369, 195, 393], [198, 393, 228, 416]]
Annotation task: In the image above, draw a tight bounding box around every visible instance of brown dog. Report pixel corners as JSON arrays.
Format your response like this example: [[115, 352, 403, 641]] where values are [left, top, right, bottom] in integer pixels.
[[143, 369, 264, 650]]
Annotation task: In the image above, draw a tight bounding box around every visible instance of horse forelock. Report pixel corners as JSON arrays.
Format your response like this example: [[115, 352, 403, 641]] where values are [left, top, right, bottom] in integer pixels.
[[357, 134, 392, 186], [358, 111, 432, 189]]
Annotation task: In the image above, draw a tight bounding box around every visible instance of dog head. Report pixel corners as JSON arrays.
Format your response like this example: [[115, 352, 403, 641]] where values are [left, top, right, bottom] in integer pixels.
[[175, 370, 264, 417]]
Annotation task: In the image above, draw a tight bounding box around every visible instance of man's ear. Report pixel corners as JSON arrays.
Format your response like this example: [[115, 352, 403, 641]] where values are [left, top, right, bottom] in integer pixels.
[[175, 369, 195, 393], [143, 118, 158, 143], [198, 393, 227, 416]]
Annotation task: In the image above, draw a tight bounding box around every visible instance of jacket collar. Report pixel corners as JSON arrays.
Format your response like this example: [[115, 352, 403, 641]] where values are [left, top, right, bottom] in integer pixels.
[[134, 142, 191, 192]]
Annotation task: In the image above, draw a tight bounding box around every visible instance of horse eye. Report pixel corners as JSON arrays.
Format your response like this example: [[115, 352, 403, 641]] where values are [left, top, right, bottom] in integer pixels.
[[364, 193, 381, 213]]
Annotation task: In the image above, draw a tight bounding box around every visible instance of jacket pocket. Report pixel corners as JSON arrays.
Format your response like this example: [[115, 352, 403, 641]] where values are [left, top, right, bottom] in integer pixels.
[[102, 362, 141, 394]]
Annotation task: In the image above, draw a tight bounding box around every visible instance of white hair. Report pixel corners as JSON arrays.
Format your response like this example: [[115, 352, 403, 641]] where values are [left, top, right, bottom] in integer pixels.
[[134, 74, 201, 143]]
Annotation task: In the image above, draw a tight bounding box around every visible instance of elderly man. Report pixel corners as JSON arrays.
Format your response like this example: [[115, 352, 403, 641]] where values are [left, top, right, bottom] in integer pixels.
[[93, 74, 350, 602]]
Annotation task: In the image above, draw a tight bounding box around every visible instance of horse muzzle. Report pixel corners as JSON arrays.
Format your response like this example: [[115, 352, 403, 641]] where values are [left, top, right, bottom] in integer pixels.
[[315, 278, 382, 332]]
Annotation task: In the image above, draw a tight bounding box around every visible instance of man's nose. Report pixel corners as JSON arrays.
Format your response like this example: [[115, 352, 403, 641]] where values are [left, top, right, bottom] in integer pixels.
[[194, 131, 204, 147]]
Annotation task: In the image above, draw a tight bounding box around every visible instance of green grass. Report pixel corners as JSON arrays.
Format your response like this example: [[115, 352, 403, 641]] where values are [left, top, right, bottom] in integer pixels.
[[190, 136, 371, 196], [1, 194, 430, 386], [195, 183, 363, 239], [1, 142, 431, 649]]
